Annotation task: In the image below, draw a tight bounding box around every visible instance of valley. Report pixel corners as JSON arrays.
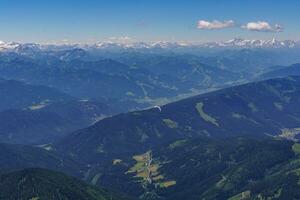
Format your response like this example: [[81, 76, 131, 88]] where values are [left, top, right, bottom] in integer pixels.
[[0, 37, 300, 199]]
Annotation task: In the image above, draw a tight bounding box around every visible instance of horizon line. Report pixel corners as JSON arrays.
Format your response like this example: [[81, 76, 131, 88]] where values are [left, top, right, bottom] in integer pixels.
[[1, 37, 299, 46]]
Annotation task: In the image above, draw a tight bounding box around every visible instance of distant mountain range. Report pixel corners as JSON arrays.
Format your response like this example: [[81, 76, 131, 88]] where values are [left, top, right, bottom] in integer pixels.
[[0, 54, 242, 107], [0, 38, 299, 53]]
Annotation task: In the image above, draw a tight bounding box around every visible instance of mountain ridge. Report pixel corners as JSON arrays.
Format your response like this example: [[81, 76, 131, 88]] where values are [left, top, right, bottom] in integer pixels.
[[1, 38, 300, 53], [56, 76, 300, 166], [0, 168, 128, 200]]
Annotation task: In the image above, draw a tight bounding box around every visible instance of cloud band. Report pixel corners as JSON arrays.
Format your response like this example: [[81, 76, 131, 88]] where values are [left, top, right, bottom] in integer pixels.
[[241, 21, 283, 32], [197, 19, 283, 33], [197, 20, 235, 30]]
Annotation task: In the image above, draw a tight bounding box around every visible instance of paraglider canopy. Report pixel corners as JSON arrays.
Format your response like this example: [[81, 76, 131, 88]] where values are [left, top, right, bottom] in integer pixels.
[[154, 105, 162, 112]]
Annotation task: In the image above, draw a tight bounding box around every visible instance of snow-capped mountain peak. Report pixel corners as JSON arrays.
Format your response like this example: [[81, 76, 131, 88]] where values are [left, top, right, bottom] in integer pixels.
[[0, 38, 299, 53], [211, 38, 299, 48], [0, 41, 20, 51]]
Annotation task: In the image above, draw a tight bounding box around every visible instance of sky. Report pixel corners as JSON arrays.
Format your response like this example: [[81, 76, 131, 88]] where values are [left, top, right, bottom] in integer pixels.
[[0, 0, 299, 43]]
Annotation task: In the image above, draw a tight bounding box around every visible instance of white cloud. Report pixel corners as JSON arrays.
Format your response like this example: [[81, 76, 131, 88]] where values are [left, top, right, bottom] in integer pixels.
[[242, 21, 283, 32], [197, 20, 235, 30], [108, 36, 132, 43]]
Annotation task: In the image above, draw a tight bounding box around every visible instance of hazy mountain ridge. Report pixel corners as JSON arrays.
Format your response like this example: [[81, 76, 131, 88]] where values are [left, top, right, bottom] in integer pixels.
[[58, 76, 300, 161], [260, 63, 300, 80], [0, 78, 74, 111], [0, 79, 122, 144], [0, 54, 243, 109], [0, 100, 117, 145], [1, 38, 300, 53]]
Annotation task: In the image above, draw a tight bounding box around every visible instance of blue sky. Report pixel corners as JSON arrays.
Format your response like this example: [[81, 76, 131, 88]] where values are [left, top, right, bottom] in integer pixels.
[[0, 0, 299, 43]]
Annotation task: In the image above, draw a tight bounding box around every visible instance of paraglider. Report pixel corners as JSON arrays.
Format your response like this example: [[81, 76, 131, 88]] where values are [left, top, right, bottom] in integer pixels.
[[154, 105, 162, 112]]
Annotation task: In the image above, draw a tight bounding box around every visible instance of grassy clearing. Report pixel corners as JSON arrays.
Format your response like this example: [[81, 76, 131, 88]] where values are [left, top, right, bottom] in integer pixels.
[[292, 143, 300, 154], [126, 91, 135, 96], [127, 157, 145, 174], [127, 152, 176, 188], [168, 139, 187, 149], [91, 173, 101, 185], [159, 180, 176, 188], [163, 118, 178, 129], [127, 152, 155, 180], [232, 113, 243, 119], [216, 175, 227, 188], [228, 190, 251, 200], [195, 102, 219, 127], [274, 102, 283, 111], [248, 102, 258, 113], [152, 175, 164, 181]]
